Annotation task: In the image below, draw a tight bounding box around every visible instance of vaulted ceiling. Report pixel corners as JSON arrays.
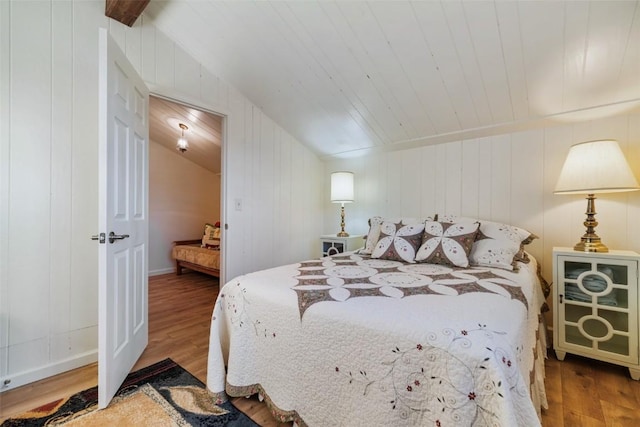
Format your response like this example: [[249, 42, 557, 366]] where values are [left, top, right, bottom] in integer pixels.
[[149, 95, 223, 173], [144, 1, 640, 158]]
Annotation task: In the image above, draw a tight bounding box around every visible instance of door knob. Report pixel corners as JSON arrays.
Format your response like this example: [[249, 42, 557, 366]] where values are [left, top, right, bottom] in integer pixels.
[[108, 231, 130, 244]]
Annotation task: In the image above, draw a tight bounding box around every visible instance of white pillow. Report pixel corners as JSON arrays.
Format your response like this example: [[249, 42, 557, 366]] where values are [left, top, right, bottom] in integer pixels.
[[360, 216, 385, 255], [437, 214, 536, 270]]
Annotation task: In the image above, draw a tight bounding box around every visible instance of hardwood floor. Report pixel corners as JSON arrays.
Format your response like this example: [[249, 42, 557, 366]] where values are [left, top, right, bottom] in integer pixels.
[[1, 272, 639, 426], [542, 351, 640, 426]]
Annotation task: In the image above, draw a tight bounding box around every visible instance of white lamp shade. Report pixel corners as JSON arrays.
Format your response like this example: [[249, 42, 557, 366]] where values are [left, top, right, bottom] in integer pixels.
[[331, 171, 354, 203], [554, 140, 639, 195]]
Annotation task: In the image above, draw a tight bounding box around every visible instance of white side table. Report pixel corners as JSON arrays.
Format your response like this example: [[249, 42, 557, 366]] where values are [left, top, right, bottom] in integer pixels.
[[320, 234, 364, 257], [552, 247, 640, 380]]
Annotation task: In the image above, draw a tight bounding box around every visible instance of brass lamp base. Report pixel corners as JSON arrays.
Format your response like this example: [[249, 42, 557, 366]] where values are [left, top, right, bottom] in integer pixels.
[[574, 194, 608, 253], [574, 239, 608, 253], [336, 204, 349, 237]]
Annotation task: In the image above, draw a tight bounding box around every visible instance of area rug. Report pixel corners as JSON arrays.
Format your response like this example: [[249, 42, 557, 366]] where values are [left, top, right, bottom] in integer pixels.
[[1, 358, 259, 427]]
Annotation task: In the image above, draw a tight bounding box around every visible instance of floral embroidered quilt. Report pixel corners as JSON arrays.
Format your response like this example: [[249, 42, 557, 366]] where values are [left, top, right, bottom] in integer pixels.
[[207, 253, 548, 426]]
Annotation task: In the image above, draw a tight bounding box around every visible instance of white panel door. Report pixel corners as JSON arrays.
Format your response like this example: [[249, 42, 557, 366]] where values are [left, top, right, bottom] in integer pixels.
[[97, 28, 149, 409]]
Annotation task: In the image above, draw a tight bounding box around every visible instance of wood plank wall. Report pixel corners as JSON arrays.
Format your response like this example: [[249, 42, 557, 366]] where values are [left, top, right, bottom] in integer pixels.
[[0, 0, 322, 392], [325, 110, 640, 292], [3, 0, 637, 396]]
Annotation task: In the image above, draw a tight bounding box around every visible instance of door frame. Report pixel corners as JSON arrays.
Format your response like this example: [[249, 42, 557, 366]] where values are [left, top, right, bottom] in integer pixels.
[[146, 85, 229, 286]]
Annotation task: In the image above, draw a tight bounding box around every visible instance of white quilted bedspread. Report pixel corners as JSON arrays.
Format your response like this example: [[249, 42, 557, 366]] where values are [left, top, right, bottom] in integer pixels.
[[207, 252, 547, 426]]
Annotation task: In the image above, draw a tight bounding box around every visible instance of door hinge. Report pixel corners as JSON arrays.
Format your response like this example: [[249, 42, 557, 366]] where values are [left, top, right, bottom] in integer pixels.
[[91, 233, 106, 244]]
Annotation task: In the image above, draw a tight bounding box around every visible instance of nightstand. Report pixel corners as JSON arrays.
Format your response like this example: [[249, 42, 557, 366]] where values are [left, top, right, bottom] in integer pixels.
[[552, 247, 640, 380], [320, 234, 364, 257]]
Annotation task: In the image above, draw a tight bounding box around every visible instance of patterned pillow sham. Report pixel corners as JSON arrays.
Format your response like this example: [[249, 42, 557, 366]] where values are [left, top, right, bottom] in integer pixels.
[[371, 221, 425, 263], [360, 216, 434, 255], [415, 221, 479, 267], [202, 223, 221, 248], [437, 214, 537, 270]]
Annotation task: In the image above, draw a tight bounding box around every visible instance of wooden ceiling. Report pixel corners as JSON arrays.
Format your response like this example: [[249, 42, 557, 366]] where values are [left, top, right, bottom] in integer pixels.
[[149, 96, 222, 174], [144, 1, 640, 158]]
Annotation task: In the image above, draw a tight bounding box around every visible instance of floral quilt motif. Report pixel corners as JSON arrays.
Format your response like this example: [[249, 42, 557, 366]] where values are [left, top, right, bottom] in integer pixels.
[[336, 326, 529, 426], [215, 282, 277, 338], [291, 254, 528, 318]]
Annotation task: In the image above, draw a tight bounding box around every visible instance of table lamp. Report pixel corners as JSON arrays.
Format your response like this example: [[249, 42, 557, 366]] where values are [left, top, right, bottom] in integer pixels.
[[554, 139, 639, 252], [330, 171, 354, 237]]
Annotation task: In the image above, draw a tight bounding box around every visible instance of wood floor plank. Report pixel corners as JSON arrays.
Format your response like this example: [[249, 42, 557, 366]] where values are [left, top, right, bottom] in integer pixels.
[[540, 354, 564, 427], [596, 361, 640, 413], [559, 354, 605, 422], [563, 410, 608, 427], [601, 399, 640, 427], [2, 271, 640, 426]]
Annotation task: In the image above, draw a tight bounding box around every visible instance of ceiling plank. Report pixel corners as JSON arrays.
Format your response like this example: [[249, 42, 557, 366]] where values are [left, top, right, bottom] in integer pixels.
[[105, 0, 150, 27], [144, 1, 640, 158]]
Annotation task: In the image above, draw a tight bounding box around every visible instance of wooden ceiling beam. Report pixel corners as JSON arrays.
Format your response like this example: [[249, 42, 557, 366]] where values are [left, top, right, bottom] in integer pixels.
[[105, 0, 150, 27]]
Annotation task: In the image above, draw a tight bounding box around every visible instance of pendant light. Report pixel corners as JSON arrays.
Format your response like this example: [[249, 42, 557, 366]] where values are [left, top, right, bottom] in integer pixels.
[[176, 123, 189, 153]]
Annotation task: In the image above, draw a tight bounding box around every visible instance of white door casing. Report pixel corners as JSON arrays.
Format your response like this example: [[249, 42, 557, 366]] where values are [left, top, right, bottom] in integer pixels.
[[97, 28, 149, 409]]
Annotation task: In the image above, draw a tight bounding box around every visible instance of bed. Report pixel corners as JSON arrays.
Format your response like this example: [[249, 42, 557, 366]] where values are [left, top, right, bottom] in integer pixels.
[[206, 216, 550, 426], [172, 222, 221, 278], [172, 240, 220, 277]]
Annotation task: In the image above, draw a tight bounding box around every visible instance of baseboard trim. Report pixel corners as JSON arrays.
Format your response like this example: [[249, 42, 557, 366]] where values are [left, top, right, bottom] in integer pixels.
[[149, 267, 174, 277], [0, 350, 97, 393]]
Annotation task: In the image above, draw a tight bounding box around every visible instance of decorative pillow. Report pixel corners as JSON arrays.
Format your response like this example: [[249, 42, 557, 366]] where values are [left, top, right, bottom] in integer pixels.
[[471, 223, 537, 270], [203, 223, 216, 237], [514, 234, 537, 263], [360, 216, 434, 255], [415, 221, 479, 267], [437, 214, 537, 270], [371, 221, 425, 263], [202, 223, 221, 248], [436, 213, 459, 223], [361, 216, 384, 255]]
